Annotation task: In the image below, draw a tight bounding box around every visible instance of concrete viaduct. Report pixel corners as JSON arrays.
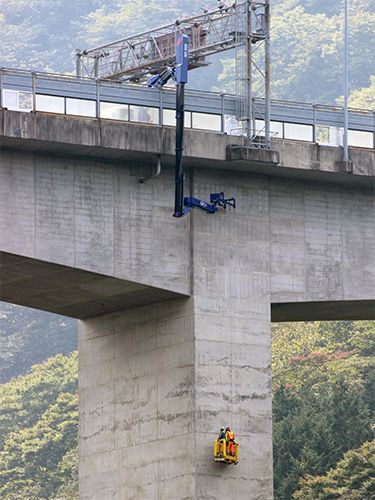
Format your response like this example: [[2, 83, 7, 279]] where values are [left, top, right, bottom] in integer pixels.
[[0, 108, 374, 499]]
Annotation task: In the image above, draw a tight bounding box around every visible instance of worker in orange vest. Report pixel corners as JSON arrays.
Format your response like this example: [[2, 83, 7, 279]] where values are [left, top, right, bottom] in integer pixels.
[[225, 427, 235, 456]]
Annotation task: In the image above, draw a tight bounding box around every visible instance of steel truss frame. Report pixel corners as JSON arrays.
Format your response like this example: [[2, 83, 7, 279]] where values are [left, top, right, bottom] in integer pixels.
[[77, 1, 270, 147]]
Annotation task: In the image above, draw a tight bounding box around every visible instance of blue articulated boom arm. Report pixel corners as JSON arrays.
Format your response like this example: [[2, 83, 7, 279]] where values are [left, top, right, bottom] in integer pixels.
[[183, 197, 218, 215], [182, 192, 236, 216], [147, 67, 175, 88]]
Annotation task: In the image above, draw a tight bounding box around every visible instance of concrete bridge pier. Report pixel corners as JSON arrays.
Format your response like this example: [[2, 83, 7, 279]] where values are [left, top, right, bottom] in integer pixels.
[[78, 170, 273, 500]]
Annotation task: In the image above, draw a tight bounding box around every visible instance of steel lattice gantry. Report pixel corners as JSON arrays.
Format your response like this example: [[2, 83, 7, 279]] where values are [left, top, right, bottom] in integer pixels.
[[77, 1, 270, 146]]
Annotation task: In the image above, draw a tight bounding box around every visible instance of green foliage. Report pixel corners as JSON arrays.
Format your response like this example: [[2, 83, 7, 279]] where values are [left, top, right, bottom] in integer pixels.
[[272, 321, 375, 389], [275, 1, 375, 92], [0, 352, 77, 446], [0, 314, 373, 498], [218, 2, 375, 104], [294, 439, 375, 499], [346, 76, 375, 110], [0, 353, 78, 498], [0, 0, 98, 72], [82, 0, 184, 46], [0, 393, 78, 498], [271, 6, 338, 103], [0, 0, 374, 105], [0, 302, 77, 382], [273, 379, 374, 499], [272, 321, 375, 499], [55, 447, 79, 498]]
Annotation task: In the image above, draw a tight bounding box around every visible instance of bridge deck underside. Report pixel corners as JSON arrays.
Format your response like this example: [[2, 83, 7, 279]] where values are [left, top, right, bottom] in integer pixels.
[[0, 252, 184, 318], [271, 300, 375, 321], [1, 252, 373, 322]]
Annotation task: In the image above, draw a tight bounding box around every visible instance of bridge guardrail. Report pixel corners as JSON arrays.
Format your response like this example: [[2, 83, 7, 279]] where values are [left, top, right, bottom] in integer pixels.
[[229, 128, 279, 149], [0, 67, 374, 149]]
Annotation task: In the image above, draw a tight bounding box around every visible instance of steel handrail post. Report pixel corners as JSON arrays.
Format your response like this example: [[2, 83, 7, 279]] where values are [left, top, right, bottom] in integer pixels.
[[312, 104, 317, 143], [32, 72, 36, 112], [220, 93, 225, 133], [343, 0, 349, 161], [159, 87, 163, 126], [0, 68, 3, 108], [96, 79, 100, 118], [264, 0, 271, 148]]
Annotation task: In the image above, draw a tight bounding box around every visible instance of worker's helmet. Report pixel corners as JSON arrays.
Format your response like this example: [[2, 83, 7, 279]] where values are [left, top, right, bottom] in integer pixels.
[[220, 427, 224, 431], [226, 426, 231, 431]]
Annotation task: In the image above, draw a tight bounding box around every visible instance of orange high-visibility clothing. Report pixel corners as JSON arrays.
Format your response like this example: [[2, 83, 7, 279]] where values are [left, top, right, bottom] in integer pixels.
[[226, 431, 235, 441], [226, 430, 235, 454]]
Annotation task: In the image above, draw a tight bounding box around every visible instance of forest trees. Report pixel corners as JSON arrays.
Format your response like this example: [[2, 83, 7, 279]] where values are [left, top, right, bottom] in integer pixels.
[[348, 76, 375, 110], [0, 303, 77, 383], [0, 353, 78, 499], [294, 439, 375, 499], [0, 0, 374, 106], [272, 321, 375, 499]]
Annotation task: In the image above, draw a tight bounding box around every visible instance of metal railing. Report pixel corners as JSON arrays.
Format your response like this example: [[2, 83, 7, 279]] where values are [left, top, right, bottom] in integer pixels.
[[0, 67, 374, 149], [229, 128, 279, 149]]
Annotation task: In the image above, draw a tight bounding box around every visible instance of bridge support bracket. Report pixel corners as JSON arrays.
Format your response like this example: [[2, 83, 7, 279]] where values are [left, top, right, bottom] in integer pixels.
[[335, 159, 353, 174], [226, 145, 280, 166]]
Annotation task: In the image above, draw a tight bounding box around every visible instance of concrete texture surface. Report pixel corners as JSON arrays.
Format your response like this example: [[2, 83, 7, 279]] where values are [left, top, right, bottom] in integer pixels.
[[190, 169, 273, 499], [0, 110, 374, 499], [0, 148, 191, 297], [0, 148, 373, 316], [77, 168, 373, 499], [272, 300, 375, 322], [0, 251, 184, 318], [79, 299, 197, 499], [1, 109, 375, 185], [79, 168, 274, 499], [269, 178, 375, 306]]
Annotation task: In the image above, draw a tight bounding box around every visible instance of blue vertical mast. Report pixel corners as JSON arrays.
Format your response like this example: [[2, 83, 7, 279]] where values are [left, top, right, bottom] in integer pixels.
[[173, 34, 189, 217], [147, 32, 235, 217]]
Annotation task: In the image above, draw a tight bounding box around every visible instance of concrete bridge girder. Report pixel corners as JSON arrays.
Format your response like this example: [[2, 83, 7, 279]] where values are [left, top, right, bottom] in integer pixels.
[[0, 111, 374, 499]]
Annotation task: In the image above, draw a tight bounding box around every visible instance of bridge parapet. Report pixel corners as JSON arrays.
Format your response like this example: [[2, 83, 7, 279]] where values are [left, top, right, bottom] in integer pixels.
[[1, 109, 374, 185], [1, 67, 374, 148]]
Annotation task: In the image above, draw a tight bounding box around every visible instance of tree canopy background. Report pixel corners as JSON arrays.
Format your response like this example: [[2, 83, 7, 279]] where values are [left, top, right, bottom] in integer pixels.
[[0, 0, 374, 107]]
